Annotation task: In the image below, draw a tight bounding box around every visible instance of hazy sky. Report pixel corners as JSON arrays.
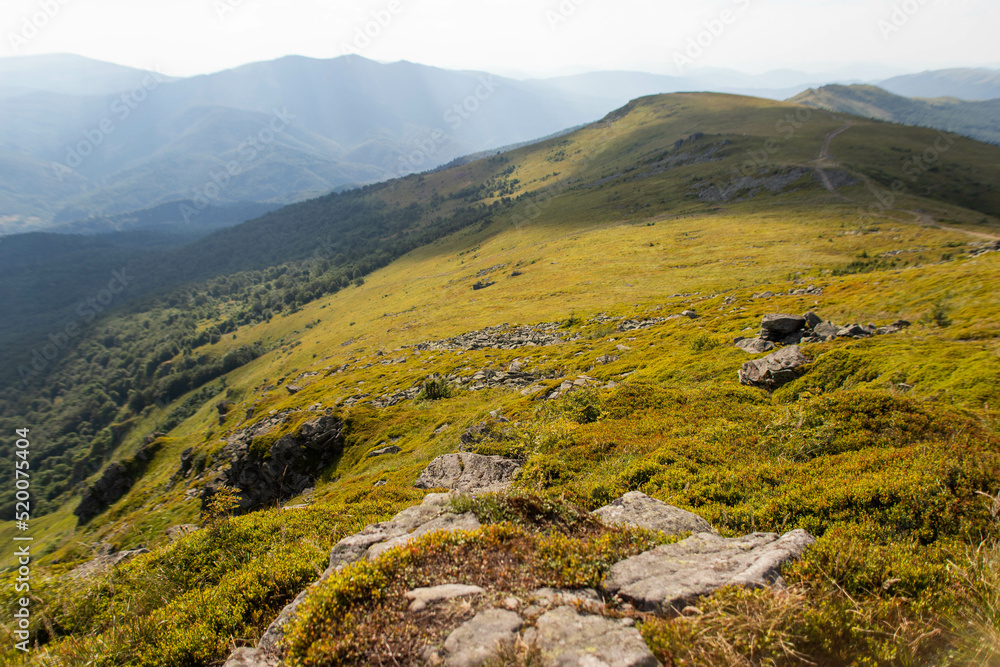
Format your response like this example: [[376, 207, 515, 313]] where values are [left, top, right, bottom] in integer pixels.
[[1, 0, 997, 78]]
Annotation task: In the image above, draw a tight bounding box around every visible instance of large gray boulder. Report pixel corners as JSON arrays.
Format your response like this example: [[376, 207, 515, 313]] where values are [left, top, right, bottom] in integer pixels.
[[415, 453, 521, 493], [603, 530, 815, 614], [593, 492, 716, 536], [531, 606, 659, 667], [443, 608, 522, 667], [759, 314, 806, 342], [738, 346, 810, 390]]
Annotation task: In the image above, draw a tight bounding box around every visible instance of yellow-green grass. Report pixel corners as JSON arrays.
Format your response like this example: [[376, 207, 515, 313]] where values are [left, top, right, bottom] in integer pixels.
[[3, 92, 1000, 665]]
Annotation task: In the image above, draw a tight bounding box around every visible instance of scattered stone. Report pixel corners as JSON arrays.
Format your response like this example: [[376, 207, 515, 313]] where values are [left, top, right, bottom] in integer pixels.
[[223, 648, 278, 667], [760, 314, 806, 342], [596, 354, 620, 365], [69, 547, 150, 580], [286, 385, 303, 395], [738, 346, 810, 390], [165, 524, 199, 542], [435, 423, 452, 434], [414, 453, 522, 494], [443, 609, 522, 667], [681, 310, 698, 319], [603, 530, 816, 614], [812, 322, 840, 340], [368, 445, 402, 458], [837, 324, 870, 338], [406, 584, 485, 612], [530, 588, 603, 613], [411, 322, 570, 352], [593, 492, 716, 536], [531, 606, 659, 667], [803, 311, 823, 329], [735, 338, 776, 354]]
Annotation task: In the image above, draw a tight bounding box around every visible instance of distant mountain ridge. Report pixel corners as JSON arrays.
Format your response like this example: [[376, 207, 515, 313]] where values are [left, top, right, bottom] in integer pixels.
[[790, 84, 1000, 146], [880, 68, 1000, 101]]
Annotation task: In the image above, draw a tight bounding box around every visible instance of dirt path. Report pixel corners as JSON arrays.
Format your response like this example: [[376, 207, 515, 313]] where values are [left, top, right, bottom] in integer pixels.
[[908, 210, 1000, 241], [815, 122, 854, 192]]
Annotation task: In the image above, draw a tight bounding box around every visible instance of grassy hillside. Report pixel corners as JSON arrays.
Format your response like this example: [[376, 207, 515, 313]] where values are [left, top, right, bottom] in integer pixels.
[[791, 84, 1000, 145], [1, 92, 999, 665]]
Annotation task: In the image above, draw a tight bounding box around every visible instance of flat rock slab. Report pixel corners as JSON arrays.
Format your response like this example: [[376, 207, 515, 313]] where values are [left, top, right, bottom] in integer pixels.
[[406, 584, 485, 612], [223, 648, 278, 667], [593, 492, 716, 537], [603, 529, 815, 614], [738, 345, 810, 390], [367, 511, 481, 560], [415, 453, 522, 493], [531, 606, 659, 667], [444, 608, 523, 667]]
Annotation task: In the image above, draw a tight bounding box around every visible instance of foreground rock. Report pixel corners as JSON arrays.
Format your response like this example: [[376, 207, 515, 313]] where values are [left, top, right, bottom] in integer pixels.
[[738, 346, 810, 390], [223, 648, 277, 667], [603, 530, 815, 613], [253, 493, 480, 657], [593, 492, 716, 536], [414, 453, 522, 493], [531, 606, 659, 667], [406, 584, 485, 612], [443, 609, 522, 667]]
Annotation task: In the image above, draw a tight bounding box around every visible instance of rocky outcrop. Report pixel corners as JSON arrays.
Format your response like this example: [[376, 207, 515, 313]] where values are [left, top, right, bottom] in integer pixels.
[[414, 453, 522, 493], [603, 530, 815, 614], [738, 346, 810, 390], [531, 606, 659, 667], [203, 415, 344, 512], [234, 493, 818, 666], [411, 323, 573, 352], [75, 440, 160, 523], [253, 493, 480, 657], [593, 492, 716, 536]]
